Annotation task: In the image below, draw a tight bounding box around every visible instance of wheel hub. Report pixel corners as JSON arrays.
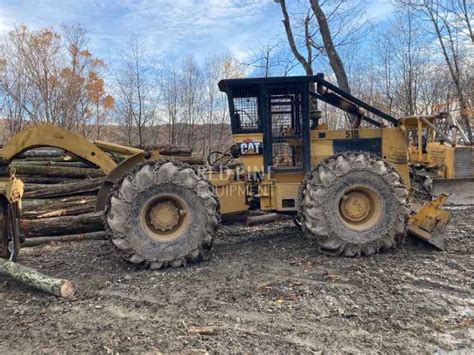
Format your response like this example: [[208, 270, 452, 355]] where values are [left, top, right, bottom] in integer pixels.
[[141, 194, 191, 242], [149, 201, 181, 232], [340, 191, 372, 223]]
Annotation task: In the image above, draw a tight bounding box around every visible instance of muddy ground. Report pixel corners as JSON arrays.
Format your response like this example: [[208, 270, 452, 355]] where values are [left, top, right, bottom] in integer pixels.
[[0, 208, 473, 354]]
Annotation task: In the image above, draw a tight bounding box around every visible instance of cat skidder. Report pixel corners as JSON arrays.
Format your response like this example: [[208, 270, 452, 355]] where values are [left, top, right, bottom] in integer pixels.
[[0, 74, 451, 267], [104, 74, 451, 266]]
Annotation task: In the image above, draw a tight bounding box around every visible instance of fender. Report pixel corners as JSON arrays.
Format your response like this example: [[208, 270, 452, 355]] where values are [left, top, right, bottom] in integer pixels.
[[95, 152, 146, 211]]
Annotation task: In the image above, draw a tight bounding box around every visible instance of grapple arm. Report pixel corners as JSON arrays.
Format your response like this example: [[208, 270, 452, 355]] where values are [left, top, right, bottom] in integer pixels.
[[0, 172, 24, 261]]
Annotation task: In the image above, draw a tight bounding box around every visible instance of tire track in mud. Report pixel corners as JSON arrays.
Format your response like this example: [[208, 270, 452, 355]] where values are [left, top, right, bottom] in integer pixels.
[[0, 210, 473, 353]]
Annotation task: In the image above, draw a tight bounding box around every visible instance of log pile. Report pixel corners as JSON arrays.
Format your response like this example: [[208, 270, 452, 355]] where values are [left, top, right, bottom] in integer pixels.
[[12, 148, 108, 246]]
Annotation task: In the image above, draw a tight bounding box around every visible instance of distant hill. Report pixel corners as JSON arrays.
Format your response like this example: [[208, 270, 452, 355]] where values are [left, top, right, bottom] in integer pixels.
[[0, 119, 233, 156]]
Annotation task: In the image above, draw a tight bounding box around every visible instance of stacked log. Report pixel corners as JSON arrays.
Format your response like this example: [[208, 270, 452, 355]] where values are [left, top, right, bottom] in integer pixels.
[[12, 148, 107, 246], [13, 145, 200, 247]]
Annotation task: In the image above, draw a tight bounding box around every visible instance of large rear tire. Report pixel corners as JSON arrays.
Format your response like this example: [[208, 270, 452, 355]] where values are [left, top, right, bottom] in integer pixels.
[[105, 161, 219, 269], [298, 153, 410, 256]]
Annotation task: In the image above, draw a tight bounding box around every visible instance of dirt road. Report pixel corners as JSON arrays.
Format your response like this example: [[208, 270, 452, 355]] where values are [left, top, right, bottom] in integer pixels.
[[0, 209, 472, 353]]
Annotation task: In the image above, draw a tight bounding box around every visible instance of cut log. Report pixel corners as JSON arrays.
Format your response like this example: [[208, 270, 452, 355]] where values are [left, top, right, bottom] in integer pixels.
[[22, 157, 70, 162], [23, 181, 87, 192], [246, 213, 292, 226], [21, 212, 104, 237], [155, 144, 192, 156], [23, 204, 95, 219], [15, 165, 104, 178], [22, 231, 107, 247], [18, 176, 83, 185], [175, 156, 206, 165], [12, 161, 95, 168], [17, 148, 65, 158], [0, 258, 75, 297], [23, 183, 53, 192], [23, 195, 96, 210], [24, 177, 105, 199]]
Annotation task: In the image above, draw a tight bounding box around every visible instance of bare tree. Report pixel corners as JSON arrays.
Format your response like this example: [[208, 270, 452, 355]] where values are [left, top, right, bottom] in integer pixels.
[[179, 56, 204, 149], [162, 63, 179, 146], [443, 0, 473, 43], [202, 53, 244, 155], [398, 0, 473, 140], [277, 0, 314, 78], [161, 53, 243, 156], [276, 0, 369, 126], [376, 7, 429, 116], [0, 25, 112, 139], [244, 41, 298, 77], [113, 35, 161, 147], [309, 0, 350, 94]]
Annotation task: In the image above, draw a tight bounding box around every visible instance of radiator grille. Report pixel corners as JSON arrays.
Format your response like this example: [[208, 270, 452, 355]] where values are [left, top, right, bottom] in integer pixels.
[[454, 147, 474, 177]]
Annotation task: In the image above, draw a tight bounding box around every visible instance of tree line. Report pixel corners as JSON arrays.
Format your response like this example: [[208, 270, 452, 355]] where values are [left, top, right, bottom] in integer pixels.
[[258, 0, 473, 139], [0, 0, 472, 154], [0, 25, 243, 156]]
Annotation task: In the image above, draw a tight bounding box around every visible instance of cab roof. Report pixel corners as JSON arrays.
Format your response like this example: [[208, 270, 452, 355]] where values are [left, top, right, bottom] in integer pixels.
[[217, 75, 320, 94]]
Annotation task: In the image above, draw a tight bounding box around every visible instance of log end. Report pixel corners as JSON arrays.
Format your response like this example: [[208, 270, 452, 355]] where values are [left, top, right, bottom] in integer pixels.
[[60, 280, 76, 298]]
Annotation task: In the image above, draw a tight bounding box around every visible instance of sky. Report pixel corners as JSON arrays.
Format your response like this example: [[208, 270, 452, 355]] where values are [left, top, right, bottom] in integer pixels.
[[0, 0, 395, 65]]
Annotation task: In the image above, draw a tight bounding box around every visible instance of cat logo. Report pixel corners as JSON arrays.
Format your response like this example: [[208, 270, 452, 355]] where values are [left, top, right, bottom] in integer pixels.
[[239, 141, 263, 155]]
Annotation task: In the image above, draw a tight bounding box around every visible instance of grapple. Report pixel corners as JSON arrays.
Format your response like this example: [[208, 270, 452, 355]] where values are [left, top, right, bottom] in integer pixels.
[[0, 169, 24, 261]]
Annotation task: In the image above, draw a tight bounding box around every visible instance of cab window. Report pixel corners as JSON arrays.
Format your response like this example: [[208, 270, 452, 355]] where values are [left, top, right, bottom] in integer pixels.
[[232, 87, 260, 132]]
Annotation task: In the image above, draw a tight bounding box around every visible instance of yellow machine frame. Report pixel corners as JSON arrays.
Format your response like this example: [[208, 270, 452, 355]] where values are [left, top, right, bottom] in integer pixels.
[[404, 115, 474, 180], [0, 74, 454, 256], [229, 126, 410, 215]]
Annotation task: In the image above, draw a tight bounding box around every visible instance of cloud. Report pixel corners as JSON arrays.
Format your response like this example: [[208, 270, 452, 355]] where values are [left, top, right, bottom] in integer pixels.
[[0, 0, 279, 61], [365, 0, 395, 21], [0, 2, 19, 34], [119, 0, 277, 57]]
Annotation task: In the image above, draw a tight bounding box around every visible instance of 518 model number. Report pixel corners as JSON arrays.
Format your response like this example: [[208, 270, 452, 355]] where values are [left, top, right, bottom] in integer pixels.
[[345, 130, 359, 139]]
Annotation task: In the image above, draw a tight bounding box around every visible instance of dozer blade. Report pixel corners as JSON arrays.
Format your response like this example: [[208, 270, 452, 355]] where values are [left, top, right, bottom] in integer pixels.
[[432, 177, 474, 206], [407, 194, 452, 250]]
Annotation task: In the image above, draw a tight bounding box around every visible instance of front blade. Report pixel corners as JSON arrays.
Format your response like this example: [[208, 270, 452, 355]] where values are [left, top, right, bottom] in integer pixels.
[[407, 224, 446, 250], [408, 194, 452, 250]]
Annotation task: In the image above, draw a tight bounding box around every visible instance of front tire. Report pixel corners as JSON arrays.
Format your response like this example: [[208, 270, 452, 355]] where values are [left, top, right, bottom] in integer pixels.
[[299, 153, 410, 256], [105, 161, 219, 269]]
